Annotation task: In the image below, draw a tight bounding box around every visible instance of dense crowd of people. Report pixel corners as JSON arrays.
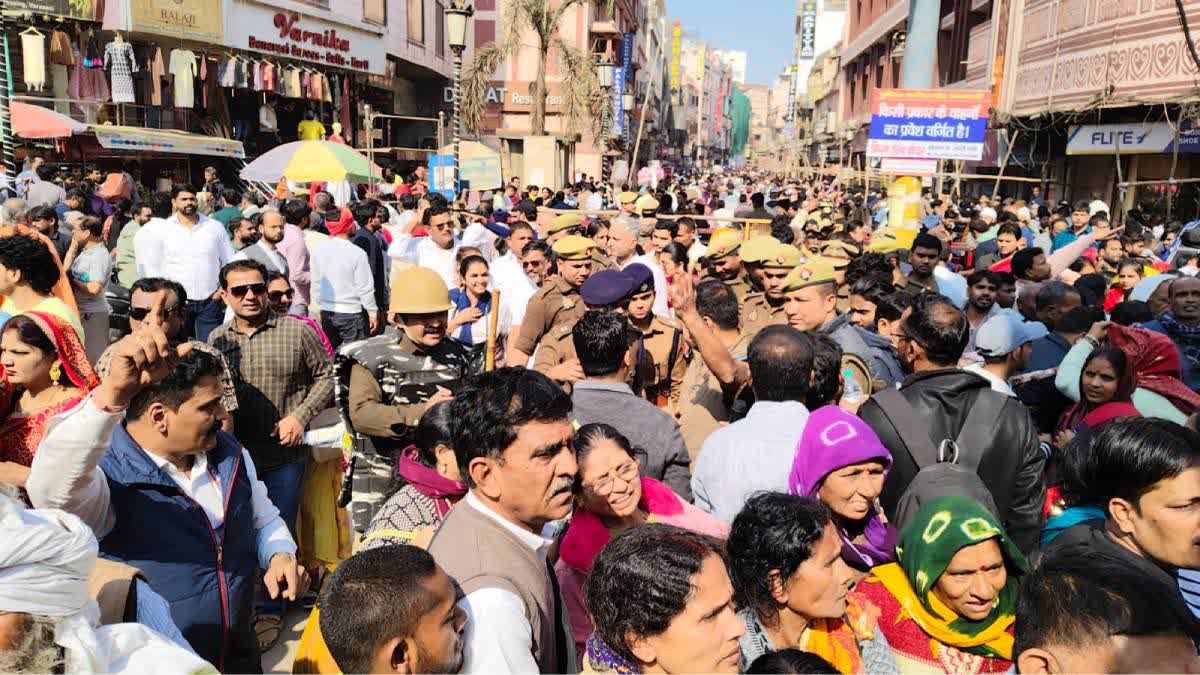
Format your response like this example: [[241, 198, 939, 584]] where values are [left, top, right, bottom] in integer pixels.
[[0, 156, 1196, 674]]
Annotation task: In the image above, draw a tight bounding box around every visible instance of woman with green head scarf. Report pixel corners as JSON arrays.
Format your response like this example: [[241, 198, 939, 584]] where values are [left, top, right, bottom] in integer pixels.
[[852, 496, 1029, 674]]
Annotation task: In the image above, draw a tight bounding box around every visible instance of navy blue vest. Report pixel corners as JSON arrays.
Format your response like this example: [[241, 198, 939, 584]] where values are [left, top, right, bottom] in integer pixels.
[[98, 425, 258, 672]]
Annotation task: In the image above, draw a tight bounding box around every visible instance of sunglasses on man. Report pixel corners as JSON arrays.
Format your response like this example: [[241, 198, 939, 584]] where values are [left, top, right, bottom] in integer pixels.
[[228, 283, 267, 298], [129, 305, 178, 322]]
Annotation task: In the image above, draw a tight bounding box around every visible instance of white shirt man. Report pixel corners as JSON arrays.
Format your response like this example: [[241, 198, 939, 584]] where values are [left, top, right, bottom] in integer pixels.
[[134, 209, 234, 302], [312, 236, 377, 316], [388, 207, 460, 289]]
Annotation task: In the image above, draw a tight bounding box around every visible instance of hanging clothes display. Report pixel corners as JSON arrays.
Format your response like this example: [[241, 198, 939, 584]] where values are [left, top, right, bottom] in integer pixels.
[[49, 31, 74, 66], [199, 54, 209, 109], [309, 72, 323, 101], [146, 46, 165, 106], [168, 49, 197, 109], [285, 66, 302, 98], [263, 62, 276, 93], [104, 40, 138, 104], [82, 32, 103, 68], [259, 103, 278, 132], [340, 76, 351, 137], [68, 41, 109, 123], [51, 64, 70, 114], [21, 29, 47, 91]]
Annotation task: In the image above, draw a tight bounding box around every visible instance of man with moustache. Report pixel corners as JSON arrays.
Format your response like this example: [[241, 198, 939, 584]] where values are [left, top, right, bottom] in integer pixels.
[[208, 259, 333, 646], [427, 367, 579, 673], [27, 301, 307, 671], [342, 266, 479, 457], [964, 270, 1001, 352]]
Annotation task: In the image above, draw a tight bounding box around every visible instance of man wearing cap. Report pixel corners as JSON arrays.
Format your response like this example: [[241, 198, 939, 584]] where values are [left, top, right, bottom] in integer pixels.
[[781, 257, 902, 386], [341, 267, 479, 456], [618, 191, 639, 215], [533, 269, 652, 389], [741, 242, 801, 338], [821, 240, 858, 313], [739, 235, 781, 295], [510, 234, 596, 364], [625, 263, 686, 412], [635, 193, 660, 222], [704, 229, 753, 302], [965, 311, 1046, 396], [544, 212, 584, 245]]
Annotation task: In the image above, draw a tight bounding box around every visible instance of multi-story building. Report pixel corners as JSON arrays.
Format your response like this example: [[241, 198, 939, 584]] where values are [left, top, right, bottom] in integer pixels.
[[794, 0, 847, 100], [999, 0, 1200, 212], [455, 0, 646, 185], [832, 0, 1001, 167], [713, 49, 748, 84]]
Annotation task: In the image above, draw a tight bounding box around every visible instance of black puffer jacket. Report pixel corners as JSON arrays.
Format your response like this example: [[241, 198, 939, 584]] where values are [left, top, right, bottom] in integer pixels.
[[859, 368, 1046, 554]]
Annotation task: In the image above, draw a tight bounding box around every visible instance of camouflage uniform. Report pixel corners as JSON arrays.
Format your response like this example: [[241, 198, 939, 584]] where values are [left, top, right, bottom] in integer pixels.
[[337, 328, 481, 455]]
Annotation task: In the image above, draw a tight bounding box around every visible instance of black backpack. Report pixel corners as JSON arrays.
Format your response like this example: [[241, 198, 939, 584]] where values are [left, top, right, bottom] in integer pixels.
[[871, 387, 1007, 532]]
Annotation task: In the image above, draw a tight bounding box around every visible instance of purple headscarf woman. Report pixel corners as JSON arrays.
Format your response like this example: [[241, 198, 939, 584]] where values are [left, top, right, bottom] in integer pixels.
[[788, 405, 897, 571]]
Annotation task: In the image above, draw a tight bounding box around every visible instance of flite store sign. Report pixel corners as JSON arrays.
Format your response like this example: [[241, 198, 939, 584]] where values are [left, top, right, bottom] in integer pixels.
[[225, 0, 386, 75]]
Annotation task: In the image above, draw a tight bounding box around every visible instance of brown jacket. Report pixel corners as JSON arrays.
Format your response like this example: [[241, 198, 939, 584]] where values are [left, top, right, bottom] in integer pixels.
[[428, 495, 575, 673]]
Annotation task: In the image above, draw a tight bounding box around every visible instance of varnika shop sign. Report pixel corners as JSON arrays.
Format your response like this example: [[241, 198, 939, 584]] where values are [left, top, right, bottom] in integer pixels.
[[227, 1, 386, 75]]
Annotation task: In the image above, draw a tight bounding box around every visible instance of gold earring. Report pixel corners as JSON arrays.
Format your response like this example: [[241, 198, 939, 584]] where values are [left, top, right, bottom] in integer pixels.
[[49, 361, 62, 384]]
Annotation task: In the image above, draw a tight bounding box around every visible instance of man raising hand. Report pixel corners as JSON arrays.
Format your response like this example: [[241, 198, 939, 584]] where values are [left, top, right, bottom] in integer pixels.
[[28, 293, 308, 672]]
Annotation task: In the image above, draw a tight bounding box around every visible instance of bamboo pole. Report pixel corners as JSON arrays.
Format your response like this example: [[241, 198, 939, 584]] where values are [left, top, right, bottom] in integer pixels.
[[485, 289, 501, 371], [796, 166, 1045, 183], [1169, 106, 1183, 221], [455, 206, 774, 225], [991, 130, 1021, 201], [1120, 177, 1200, 187]]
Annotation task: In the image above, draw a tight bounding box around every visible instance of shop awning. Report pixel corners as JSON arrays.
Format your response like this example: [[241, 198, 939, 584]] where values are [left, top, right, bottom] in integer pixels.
[[92, 126, 245, 158], [12, 102, 87, 139]]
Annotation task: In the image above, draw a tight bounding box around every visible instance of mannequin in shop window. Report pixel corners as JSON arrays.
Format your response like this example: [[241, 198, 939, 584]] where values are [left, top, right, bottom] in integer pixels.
[[298, 110, 325, 142], [104, 31, 138, 105], [328, 122, 346, 145]]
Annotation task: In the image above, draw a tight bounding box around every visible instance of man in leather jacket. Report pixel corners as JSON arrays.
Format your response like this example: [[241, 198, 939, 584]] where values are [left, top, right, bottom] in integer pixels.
[[858, 294, 1046, 554]]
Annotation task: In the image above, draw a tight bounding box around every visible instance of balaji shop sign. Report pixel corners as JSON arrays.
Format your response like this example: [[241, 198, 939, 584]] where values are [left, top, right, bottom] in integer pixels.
[[227, 1, 386, 75]]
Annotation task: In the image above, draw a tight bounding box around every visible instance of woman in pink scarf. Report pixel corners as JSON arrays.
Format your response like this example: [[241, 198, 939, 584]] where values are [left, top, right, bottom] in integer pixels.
[[556, 423, 728, 661], [360, 402, 466, 551]]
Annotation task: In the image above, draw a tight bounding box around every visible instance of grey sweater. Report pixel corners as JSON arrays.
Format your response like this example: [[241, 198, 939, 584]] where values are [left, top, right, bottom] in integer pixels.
[[570, 380, 693, 500]]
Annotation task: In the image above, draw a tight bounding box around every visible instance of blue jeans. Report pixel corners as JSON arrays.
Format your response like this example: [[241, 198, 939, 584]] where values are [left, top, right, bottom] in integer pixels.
[[186, 297, 225, 342], [255, 461, 304, 616]]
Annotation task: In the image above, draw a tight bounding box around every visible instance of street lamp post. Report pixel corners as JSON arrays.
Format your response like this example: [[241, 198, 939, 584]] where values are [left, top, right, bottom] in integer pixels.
[[446, 1, 474, 201], [596, 57, 614, 192]]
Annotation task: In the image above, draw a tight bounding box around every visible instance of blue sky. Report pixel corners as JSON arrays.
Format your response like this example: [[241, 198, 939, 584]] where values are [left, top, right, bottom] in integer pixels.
[[666, 0, 795, 85]]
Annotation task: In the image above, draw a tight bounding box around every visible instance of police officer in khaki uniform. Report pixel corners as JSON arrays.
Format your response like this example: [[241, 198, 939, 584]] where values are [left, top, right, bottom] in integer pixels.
[[741, 242, 802, 339], [703, 229, 753, 302], [821, 240, 860, 314], [635, 193, 660, 238], [545, 213, 584, 245], [619, 191, 639, 215], [739, 235, 781, 294], [624, 263, 686, 412], [511, 234, 595, 363], [546, 212, 615, 271], [534, 269, 653, 392]]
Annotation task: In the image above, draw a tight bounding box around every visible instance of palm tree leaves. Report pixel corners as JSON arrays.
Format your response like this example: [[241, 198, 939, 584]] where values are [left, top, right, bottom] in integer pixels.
[[459, 0, 608, 138]]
